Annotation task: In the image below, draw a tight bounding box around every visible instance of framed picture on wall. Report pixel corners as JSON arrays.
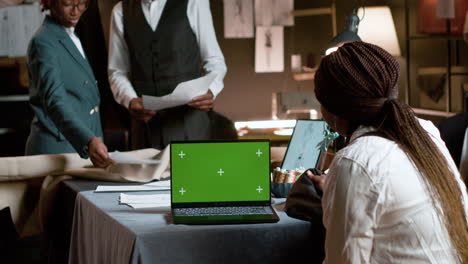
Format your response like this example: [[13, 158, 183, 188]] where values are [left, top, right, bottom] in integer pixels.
[[417, 66, 468, 113], [417, 0, 468, 34]]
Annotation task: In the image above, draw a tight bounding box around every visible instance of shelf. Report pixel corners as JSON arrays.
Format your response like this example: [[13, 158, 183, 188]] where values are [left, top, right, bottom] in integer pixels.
[[417, 66, 468, 75], [0, 94, 29, 102], [292, 72, 315, 81], [291, 8, 333, 17], [412, 108, 457, 118], [409, 35, 465, 40], [290, 2, 337, 36], [404, 0, 467, 114]]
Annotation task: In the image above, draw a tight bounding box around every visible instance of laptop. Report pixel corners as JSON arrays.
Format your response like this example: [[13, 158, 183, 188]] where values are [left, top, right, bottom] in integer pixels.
[[281, 119, 327, 171], [170, 140, 280, 225]]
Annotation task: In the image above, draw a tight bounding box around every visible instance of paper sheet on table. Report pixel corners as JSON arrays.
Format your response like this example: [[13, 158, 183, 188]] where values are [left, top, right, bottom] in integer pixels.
[[120, 193, 170, 208], [110, 151, 161, 165], [95, 180, 170, 192], [142, 73, 216, 111]]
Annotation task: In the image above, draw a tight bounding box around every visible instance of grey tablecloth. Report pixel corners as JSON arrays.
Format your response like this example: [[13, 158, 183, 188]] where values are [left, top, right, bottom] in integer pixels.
[[68, 183, 324, 264]]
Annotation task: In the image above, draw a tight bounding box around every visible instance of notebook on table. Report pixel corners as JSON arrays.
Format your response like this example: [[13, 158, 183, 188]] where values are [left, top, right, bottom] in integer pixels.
[[170, 140, 279, 225], [281, 119, 327, 171]]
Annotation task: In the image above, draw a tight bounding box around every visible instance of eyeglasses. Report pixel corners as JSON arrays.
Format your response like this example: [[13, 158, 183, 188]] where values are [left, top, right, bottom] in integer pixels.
[[62, 1, 88, 10]]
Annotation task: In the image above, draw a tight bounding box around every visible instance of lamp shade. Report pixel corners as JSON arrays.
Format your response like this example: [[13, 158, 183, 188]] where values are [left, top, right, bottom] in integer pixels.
[[325, 9, 361, 55], [357, 6, 401, 56]]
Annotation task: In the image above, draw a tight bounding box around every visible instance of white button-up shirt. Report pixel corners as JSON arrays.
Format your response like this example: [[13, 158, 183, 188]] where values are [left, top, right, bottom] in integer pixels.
[[64, 27, 85, 58], [322, 119, 468, 264], [108, 0, 227, 109]]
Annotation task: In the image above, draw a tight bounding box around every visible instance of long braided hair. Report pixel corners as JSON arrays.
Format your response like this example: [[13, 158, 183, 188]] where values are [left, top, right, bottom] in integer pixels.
[[315, 41, 468, 263]]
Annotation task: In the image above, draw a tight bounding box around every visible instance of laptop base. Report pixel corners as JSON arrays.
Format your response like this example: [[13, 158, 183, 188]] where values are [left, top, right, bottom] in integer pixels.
[[172, 210, 280, 225]]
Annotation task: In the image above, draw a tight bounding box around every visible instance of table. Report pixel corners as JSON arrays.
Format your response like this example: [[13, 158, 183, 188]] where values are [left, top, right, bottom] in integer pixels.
[[61, 179, 325, 264]]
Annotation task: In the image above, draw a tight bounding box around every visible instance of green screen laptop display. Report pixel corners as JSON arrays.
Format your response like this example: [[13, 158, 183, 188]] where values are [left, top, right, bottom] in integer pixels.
[[171, 141, 271, 204]]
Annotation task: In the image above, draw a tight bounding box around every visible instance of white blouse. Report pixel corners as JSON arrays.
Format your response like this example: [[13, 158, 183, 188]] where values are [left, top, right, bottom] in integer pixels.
[[108, 0, 227, 109], [322, 119, 468, 264]]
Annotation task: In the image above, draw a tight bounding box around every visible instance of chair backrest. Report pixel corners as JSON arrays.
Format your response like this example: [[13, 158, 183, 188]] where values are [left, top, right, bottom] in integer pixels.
[[438, 112, 468, 167], [209, 111, 238, 140]]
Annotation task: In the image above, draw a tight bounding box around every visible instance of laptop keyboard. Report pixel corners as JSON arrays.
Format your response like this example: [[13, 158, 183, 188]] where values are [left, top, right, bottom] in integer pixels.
[[174, 206, 273, 216]]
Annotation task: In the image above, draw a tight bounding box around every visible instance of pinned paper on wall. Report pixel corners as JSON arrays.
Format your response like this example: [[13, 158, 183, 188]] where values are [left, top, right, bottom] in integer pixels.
[[272, 0, 294, 26], [254, 0, 293, 26], [254, 0, 273, 26], [255, 26, 283, 73], [0, 4, 44, 57], [223, 0, 254, 38]]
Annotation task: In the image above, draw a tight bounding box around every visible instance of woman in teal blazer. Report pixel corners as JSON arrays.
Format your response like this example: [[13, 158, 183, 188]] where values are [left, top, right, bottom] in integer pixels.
[[25, 0, 113, 167]]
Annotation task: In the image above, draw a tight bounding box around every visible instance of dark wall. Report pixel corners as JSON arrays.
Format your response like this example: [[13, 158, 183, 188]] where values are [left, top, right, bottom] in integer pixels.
[[209, 0, 467, 122], [212, 0, 333, 121], [94, 0, 466, 122]]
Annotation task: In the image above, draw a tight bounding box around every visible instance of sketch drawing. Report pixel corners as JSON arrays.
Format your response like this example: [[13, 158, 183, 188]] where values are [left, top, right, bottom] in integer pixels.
[[255, 0, 293, 26], [255, 26, 283, 73], [255, 0, 273, 26], [272, 0, 294, 26], [223, 0, 254, 38]]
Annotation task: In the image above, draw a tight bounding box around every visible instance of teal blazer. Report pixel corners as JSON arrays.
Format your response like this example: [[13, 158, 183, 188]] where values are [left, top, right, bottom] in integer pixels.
[[25, 16, 103, 158]]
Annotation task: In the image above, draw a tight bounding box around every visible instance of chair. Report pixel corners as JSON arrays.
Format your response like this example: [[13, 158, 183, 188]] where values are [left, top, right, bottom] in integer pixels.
[[437, 112, 468, 167], [209, 111, 238, 140]]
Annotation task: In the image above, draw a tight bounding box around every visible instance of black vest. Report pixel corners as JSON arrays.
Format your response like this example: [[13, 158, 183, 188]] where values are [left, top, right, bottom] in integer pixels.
[[122, 0, 211, 150], [122, 0, 202, 97]]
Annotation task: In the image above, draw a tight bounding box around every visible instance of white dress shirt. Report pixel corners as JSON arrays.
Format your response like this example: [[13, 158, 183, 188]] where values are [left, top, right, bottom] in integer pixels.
[[322, 119, 468, 264], [64, 27, 86, 59], [108, 0, 227, 109]]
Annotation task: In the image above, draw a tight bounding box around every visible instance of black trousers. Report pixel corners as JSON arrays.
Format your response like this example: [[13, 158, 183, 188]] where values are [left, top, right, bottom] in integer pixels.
[[130, 105, 211, 150]]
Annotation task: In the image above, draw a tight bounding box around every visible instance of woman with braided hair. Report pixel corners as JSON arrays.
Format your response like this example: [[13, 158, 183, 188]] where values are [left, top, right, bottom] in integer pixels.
[[25, 0, 114, 167], [308, 42, 468, 263]]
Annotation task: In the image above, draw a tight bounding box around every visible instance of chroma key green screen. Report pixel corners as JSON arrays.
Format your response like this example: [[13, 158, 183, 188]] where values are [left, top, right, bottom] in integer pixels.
[[171, 141, 271, 203]]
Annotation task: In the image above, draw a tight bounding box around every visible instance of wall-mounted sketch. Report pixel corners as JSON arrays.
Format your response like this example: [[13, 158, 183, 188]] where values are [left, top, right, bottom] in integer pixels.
[[0, 4, 44, 57], [255, 0, 273, 26], [255, 0, 294, 26], [272, 0, 293, 26], [255, 26, 283, 73], [223, 0, 254, 38]]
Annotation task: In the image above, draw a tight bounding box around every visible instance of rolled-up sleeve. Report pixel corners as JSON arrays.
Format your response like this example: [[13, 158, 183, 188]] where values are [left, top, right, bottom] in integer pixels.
[[190, 0, 227, 98], [108, 2, 138, 109]]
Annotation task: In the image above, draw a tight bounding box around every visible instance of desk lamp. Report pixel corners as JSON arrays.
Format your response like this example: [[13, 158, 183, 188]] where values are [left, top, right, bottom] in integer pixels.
[[325, 9, 361, 55], [357, 6, 401, 56]]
